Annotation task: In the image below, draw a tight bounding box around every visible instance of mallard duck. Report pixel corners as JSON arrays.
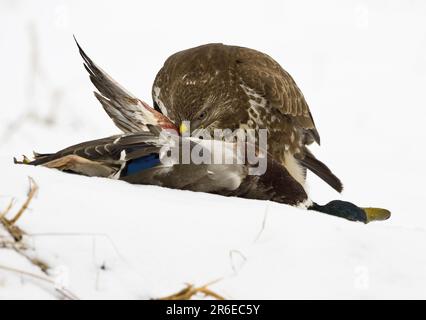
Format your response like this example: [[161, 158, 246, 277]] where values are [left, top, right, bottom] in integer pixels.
[[15, 38, 390, 223]]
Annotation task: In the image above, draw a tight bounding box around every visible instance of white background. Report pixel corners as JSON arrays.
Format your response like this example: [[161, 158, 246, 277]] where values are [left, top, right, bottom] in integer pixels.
[[0, 0, 425, 299]]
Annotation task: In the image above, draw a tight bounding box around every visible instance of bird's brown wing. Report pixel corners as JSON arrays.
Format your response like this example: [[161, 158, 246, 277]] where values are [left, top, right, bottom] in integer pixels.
[[74, 37, 177, 133], [234, 46, 343, 193], [234, 47, 320, 145]]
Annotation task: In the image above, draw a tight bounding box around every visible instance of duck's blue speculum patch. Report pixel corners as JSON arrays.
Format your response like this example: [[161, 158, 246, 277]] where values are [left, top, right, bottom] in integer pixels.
[[123, 153, 160, 176]]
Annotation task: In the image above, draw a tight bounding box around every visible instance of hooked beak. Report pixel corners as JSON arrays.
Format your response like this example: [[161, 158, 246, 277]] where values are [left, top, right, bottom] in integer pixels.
[[179, 122, 189, 135]]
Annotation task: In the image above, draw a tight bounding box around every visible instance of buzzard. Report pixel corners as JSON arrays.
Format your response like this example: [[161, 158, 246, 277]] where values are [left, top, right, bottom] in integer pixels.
[[152, 44, 342, 192]]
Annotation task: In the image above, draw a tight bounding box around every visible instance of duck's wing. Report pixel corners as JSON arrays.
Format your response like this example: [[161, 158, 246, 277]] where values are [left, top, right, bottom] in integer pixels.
[[20, 130, 309, 206], [29, 131, 160, 165], [74, 37, 177, 133], [25, 131, 163, 178]]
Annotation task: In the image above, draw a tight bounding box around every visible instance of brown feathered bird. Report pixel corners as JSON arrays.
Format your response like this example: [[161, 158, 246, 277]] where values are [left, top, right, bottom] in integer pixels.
[[152, 43, 342, 192]]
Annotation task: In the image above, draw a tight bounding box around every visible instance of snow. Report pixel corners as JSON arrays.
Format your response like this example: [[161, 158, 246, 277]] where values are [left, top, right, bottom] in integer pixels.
[[1, 0, 426, 299]]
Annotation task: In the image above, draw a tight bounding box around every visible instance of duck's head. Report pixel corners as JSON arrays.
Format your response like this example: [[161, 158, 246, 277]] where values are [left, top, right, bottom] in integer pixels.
[[309, 200, 391, 223]]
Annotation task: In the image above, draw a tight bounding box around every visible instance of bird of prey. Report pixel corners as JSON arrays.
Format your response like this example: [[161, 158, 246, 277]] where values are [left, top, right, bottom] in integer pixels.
[[15, 39, 390, 223], [152, 44, 341, 192]]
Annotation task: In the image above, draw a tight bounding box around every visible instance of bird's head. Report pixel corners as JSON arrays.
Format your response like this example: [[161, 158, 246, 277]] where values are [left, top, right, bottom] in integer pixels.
[[164, 95, 237, 137], [177, 102, 215, 135]]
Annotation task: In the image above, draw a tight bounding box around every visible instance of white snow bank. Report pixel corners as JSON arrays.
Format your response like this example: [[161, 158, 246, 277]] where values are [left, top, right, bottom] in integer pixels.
[[1, 156, 425, 299]]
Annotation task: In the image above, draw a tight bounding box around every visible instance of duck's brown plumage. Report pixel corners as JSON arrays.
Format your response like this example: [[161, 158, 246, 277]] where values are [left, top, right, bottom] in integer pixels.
[[153, 43, 342, 192]]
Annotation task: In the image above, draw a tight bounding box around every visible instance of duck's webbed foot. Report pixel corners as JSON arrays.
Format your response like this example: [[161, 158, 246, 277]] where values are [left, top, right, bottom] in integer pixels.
[[308, 200, 391, 223]]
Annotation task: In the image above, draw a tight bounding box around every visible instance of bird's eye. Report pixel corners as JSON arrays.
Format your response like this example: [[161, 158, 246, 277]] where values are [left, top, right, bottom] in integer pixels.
[[198, 112, 207, 120]]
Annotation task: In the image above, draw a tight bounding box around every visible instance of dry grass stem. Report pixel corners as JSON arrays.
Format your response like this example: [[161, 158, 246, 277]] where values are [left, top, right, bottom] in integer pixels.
[[0, 177, 38, 241], [1, 178, 50, 275], [0, 264, 78, 300], [0, 199, 14, 220], [159, 279, 225, 300], [229, 249, 247, 274], [9, 177, 38, 225], [0, 218, 24, 242], [254, 204, 269, 243]]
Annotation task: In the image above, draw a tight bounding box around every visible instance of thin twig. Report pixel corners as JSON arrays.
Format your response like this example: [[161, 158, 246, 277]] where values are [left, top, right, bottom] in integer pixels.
[[9, 177, 38, 225], [0, 222, 50, 274], [0, 239, 26, 250], [0, 217, 24, 242], [0, 199, 14, 220], [0, 178, 49, 274], [158, 278, 225, 300], [14, 248, 50, 274], [0, 177, 37, 241], [29, 232, 128, 263], [254, 204, 269, 243], [229, 249, 247, 274], [0, 264, 79, 300]]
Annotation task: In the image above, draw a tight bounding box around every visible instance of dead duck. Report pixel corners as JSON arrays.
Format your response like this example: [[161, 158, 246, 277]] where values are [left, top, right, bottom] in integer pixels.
[[15, 38, 390, 223]]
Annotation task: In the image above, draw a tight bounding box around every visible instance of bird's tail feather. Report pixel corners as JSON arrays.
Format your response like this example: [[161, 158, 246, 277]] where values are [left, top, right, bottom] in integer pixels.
[[299, 149, 343, 193]]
